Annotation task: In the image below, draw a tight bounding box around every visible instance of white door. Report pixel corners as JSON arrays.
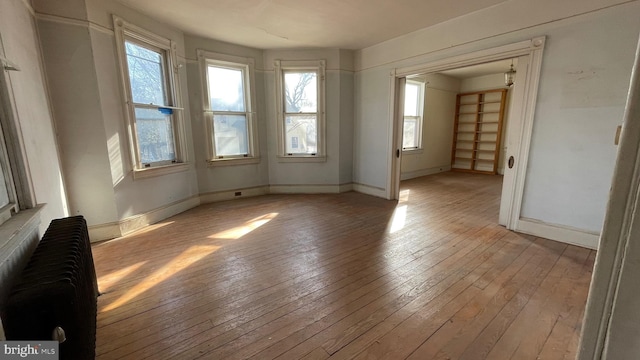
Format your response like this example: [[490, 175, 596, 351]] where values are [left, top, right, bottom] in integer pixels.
[[498, 55, 529, 227]]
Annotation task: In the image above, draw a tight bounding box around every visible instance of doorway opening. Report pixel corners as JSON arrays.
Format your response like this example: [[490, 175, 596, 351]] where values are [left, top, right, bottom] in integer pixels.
[[398, 59, 519, 222], [388, 37, 546, 231]]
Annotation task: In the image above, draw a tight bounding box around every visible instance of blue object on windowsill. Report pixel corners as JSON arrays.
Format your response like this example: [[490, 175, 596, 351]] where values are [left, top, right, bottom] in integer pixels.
[[158, 107, 173, 115]]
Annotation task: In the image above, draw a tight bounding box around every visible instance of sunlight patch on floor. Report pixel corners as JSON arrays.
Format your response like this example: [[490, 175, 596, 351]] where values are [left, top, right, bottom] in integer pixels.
[[100, 245, 220, 312], [399, 189, 410, 203], [126, 221, 175, 237], [209, 213, 278, 240], [389, 205, 407, 233], [93, 222, 176, 249], [97, 261, 147, 293]]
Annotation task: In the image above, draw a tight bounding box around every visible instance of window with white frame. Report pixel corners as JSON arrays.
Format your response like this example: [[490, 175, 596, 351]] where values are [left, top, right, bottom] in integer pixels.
[[114, 16, 186, 175], [275, 60, 326, 160], [403, 80, 425, 151], [0, 58, 36, 225], [198, 50, 258, 164], [0, 96, 20, 225]]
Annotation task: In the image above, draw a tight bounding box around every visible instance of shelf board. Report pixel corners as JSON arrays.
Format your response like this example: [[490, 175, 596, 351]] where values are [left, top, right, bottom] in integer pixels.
[[451, 168, 495, 175], [458, 100, 502, 105], [459, 121, 499, 125], [475, 159, 496, 163]]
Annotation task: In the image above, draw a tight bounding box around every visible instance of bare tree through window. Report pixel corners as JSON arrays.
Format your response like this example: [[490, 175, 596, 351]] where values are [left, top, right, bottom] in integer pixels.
[[283, 71, 318, 154], [125, 40, 176, 164]]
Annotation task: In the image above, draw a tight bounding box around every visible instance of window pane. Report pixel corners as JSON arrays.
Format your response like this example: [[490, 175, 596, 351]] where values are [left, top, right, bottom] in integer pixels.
[[134, 107, 176, 163], [207, 66, 246, 112], [284, 71, 317, 113], [404, 83, 420, 116], [0, 162, 9, 208], [403, 117, 417, 149], [285, 115, 317, 154], [126, 41, 167, 105], [213, 114, 249, 156]]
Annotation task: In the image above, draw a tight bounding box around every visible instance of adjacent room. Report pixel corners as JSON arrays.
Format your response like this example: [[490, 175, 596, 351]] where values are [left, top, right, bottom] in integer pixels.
[[1, 0, 639, 359]]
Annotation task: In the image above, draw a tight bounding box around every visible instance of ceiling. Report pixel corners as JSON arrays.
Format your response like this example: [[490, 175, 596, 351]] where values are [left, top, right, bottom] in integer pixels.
[[439, 58, 518, 79], [115, 0, 508, 50]]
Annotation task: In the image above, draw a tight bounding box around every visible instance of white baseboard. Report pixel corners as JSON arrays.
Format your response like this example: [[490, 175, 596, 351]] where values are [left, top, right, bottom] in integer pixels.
[[119, 196, 201, 236], [89, 195, 201, 242], [88, 222, 122, 242], [516, 218, 600, 249], [88, 182, 373, 243], [352, 182, 387, 198], [269, 184, 346, 194], [339, 183, 354, 193], [401, 165, 451, 181], [200, 186, 269, 204]]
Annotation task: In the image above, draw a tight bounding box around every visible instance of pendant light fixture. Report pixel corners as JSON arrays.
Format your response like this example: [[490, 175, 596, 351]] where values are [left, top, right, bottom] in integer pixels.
[[504, 60, 516, 87]]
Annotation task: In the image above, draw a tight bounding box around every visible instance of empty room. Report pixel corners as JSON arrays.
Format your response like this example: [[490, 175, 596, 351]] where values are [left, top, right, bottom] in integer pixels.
[[1, 0, 640, 359]]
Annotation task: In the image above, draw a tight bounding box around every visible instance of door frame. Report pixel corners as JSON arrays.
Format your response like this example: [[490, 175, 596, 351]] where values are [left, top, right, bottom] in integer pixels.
[[387, 37, 545, 230], [577, 34, 640, 360]]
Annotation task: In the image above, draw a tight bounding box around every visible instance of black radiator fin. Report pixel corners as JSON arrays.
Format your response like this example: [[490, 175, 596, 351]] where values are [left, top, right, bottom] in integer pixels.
[[3, 216, 98, 360]]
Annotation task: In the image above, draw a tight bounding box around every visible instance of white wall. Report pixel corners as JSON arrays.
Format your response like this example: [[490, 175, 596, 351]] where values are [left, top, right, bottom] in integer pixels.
[[88, 0, 200, 221], [459, 73, 505, 92], [25, 0, 640, 242], [182, 40, 355, 196], [29, 0, 359, 240], [184, 35, 270, 197], [353, 0, 640, 237], [401, 74, 459, 180], [33, 0, 357, 239], [262, 49, 355, 191], [0, 0, 69, 336], [459, 73, 511, 174], [338, 51, 355, 185], [519, 9, 638, 233], [35, 0, 199, 239], [353, 66, 392, 193], [0, 0, 68, 233], [37, 20, 120, 228]]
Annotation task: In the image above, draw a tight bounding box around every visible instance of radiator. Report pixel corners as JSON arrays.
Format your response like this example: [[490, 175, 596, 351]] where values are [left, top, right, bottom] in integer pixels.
[[2, 216, 98, 360]]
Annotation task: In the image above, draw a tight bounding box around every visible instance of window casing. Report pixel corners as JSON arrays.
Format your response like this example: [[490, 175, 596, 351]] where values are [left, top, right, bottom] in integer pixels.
[[0, 101, 19, 226], [198, 50, 258, 165], [275, 60, 326, 161], [113, 16, 187, 177], [403, 80, 425, 151], [0, 57, 37, 225]]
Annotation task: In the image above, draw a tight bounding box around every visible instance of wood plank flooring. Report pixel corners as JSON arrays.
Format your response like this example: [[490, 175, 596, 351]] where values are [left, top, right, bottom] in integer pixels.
[[92, 172, 594, 360]]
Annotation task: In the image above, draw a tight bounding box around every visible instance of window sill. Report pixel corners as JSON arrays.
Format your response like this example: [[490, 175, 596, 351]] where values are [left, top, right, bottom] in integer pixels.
[[133, 162, 190, 180], [402, 148, 424, 155], [0, 205, 44, 313], [277, 155, 327, 163], [0, 205, 44, 267], [207, 157, 261, 167]]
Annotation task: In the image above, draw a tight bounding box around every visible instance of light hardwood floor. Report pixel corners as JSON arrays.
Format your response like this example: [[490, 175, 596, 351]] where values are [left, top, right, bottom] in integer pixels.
[[92, 172, 594, 359]]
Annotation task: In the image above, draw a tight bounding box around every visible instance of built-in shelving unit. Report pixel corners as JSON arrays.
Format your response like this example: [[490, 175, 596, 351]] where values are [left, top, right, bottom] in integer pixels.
[[451, 88, 507, 174]]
